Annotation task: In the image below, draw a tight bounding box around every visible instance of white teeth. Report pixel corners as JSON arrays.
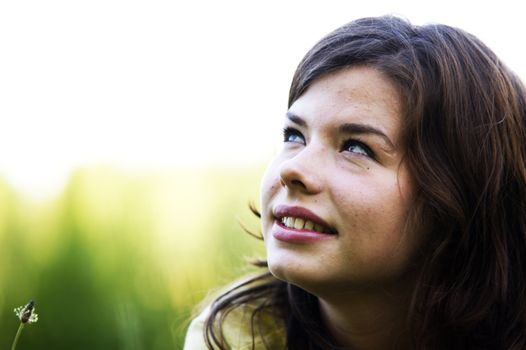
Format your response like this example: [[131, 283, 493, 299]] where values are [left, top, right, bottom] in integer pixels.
[[294, 218, 305, 230], [280, 216, 329, 233]]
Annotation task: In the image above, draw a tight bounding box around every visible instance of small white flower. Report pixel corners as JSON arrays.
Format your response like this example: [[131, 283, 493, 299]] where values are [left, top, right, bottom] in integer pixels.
[[14, 300, 38, 324]]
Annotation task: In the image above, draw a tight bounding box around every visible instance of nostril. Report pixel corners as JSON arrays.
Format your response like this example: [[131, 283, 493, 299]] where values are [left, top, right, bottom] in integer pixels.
[[280, 176, 306, 190], [279, 159, 321, 193], [291, 179, 306, 189]]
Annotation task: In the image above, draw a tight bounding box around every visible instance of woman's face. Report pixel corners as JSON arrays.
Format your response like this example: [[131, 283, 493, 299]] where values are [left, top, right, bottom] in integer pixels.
[[260, 66, 420, 295]]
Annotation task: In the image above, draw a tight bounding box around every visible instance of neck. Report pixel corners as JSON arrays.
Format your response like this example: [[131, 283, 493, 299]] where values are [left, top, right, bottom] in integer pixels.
[[318, 281, 415, 350]]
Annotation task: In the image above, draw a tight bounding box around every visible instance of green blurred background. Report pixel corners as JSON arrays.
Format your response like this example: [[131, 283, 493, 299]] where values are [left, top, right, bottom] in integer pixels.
[[0, 165, 267, 349]]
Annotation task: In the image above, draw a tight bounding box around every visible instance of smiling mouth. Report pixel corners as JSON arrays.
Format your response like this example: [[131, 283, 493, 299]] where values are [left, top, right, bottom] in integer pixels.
[[278, 216, 336, 234]]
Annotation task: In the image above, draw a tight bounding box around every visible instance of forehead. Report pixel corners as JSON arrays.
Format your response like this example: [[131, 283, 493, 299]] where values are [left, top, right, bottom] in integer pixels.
[[289, 66, 403, 140]]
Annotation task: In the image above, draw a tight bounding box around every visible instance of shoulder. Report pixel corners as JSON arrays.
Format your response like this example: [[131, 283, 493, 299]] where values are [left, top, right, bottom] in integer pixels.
[[183, 278, 286, 349], [183, 305, 211, 350]]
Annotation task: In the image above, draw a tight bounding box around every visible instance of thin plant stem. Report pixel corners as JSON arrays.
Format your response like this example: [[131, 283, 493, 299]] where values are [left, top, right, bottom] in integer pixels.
[[10, 323, 25, 350]]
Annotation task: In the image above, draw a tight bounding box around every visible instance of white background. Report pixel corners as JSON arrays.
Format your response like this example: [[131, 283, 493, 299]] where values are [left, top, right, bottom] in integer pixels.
[[1, 0, 524, 196]]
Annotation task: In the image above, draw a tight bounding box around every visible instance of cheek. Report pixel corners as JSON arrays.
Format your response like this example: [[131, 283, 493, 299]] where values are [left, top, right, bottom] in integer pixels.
[[260, 163, 279, 205], [259, 160, 281, 232], [336, 172, 411, 223], [335, 176, 415, 257]]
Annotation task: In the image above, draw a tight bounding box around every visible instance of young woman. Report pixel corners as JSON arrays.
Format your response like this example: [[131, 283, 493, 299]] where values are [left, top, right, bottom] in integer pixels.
[[184, 15, 526, 349]]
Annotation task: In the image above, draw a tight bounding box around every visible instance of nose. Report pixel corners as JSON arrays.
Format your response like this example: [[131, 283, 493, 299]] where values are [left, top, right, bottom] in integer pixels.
[[279, 147, 323, 194]]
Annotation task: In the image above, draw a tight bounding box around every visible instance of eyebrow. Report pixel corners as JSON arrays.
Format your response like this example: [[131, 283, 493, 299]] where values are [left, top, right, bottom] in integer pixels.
[[286, 111, 395, 149]]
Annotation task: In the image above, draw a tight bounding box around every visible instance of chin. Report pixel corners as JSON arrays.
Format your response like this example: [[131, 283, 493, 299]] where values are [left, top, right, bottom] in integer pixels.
[[266, 253, 333, 296]]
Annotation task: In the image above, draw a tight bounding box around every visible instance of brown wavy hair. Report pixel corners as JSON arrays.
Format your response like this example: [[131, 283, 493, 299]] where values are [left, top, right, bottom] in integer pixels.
[[203, 16, 526, 349]]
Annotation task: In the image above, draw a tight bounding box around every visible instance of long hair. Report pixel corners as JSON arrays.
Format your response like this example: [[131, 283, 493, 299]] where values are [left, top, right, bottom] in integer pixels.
[[204, 16, 526, 349]]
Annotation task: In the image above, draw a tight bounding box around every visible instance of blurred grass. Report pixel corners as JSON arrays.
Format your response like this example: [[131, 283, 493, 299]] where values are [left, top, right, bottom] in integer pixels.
[[0, 164, 267, 349]]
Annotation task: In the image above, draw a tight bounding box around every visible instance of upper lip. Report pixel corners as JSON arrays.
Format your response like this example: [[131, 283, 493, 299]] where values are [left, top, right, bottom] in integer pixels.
[[273, 204, 337, 234]]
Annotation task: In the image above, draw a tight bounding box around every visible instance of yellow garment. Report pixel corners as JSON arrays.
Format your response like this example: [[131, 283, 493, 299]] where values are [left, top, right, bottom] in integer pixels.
[[183, 303, 286, 349]]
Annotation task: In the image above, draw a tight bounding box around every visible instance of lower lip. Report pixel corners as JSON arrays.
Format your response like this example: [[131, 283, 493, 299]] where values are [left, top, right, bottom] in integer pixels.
[[271, 220, 335, 243]]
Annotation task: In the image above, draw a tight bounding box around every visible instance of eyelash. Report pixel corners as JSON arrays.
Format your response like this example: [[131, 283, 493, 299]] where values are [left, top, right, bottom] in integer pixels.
[[342, 139, 376, 159], [282, 127, 305, 144], [282, 127, 376, 159]]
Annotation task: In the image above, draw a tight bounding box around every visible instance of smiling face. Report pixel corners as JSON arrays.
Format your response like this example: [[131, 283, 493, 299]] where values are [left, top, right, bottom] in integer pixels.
[[260, 66, 421, 296]]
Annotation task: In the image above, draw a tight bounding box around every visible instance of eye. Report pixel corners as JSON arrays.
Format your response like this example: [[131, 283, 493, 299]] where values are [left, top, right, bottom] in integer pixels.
[[283, 127, 305, 145], [342, 139, 375, 159]]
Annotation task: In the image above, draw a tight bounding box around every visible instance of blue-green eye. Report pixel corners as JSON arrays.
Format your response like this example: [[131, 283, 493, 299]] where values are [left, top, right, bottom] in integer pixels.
[[283, 127, 305, 144], [343, 139, 375, 158]]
